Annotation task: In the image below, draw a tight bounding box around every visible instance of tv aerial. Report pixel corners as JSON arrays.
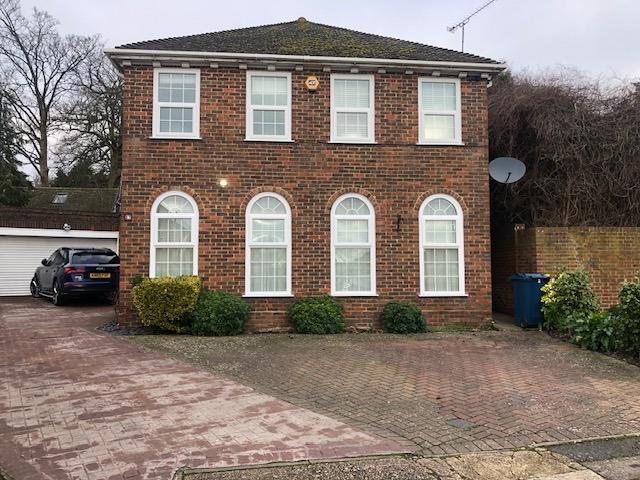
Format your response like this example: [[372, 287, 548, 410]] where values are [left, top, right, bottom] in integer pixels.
[[489, 157, 526, 184], [448, 0, 498, 52]]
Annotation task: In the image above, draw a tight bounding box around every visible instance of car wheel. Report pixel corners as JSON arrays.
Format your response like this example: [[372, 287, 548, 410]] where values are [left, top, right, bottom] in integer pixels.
[[52, 281, 64, 306], [30, 276, 40, 298]]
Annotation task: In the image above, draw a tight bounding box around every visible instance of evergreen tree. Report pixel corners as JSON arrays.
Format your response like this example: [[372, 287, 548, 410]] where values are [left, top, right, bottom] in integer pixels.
[[0, 87, 31, 206]]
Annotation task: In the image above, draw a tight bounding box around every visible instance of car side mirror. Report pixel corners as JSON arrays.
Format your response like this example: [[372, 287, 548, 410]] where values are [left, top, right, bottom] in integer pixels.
[[41, 258, 48, 266]]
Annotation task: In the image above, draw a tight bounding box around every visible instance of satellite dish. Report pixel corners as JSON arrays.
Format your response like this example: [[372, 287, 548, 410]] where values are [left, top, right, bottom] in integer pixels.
[[489, 157, 526, 184]]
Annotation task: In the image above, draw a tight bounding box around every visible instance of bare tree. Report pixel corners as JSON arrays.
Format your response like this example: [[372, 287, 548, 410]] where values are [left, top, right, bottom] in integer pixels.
[[0, 0, 98, 185], [55, 49, 122, 187], [489, 70, 640, 227]]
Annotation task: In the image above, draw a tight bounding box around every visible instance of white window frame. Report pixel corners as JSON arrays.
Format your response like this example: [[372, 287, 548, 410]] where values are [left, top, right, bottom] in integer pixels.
[[418, 77, 462, 145], [245, 71, 292, 142], [330, 74, 375, 144], [152, 68, 201, 139], [245, 192, 292, 297], [419, 194, 466, 296], [150, 191, 199, 278], [330, 193, 377, 296]]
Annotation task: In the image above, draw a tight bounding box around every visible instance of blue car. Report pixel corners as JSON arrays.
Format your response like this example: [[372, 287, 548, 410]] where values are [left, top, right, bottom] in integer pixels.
[[30, 247, 120, 306]]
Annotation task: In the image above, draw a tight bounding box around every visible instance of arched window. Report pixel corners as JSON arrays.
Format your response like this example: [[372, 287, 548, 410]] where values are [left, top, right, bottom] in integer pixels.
[[419, 194, 465, 296], [245, 193, 292, 296], [331, 194, 376, 295], [150, 191, 198, 277]]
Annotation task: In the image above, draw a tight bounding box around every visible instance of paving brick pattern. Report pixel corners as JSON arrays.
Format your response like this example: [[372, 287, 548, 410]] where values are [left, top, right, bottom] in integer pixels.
[[0, 298, 404, 480], [134, 329, 640, 456]]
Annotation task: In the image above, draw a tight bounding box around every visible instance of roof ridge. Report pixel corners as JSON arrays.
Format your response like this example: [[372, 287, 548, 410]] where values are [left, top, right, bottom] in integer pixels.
[[117, 19, 299, 49]]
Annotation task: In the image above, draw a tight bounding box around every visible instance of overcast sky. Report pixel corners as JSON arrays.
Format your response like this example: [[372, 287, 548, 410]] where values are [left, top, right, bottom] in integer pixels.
[[19, 0, 640, 79]]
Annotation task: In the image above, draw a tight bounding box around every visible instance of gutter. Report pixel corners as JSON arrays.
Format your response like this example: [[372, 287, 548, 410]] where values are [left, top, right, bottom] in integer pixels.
[[104, 48, 507, 74]]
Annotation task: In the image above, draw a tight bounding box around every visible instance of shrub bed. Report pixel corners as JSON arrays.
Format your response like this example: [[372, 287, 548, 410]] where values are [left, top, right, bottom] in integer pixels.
[[541, 270, 640, 363], [132, 276, 201, 333], [541, 270, 599, 333], [381, 301, 426, 334], [288, 296, 345, 334], [190, 291, 251, 336]]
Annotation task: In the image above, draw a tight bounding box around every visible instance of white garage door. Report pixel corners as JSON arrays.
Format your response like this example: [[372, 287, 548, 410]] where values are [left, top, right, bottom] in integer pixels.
[[0, 229, 118, 296]]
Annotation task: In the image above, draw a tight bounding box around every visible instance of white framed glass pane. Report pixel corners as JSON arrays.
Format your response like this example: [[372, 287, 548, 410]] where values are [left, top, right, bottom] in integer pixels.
[[424, 248, 459, 292], [252, 219, 285, 243], [336, 197, 370, 215], [251, 76, 288, 107], [250, 196, 286, 214], [159, 107, 194, 133], [158, 73, 197, 104], [157, 195, 194, 214], [335, 247, 371, 292], [425, 219, 456, 244], [337, 219, 368, 243], [336, 112, 368, 139], [334, 79, 370, 108], [250, 247, 287, 292], [424, 114, 455, 141], [425, 198, 456, 216], [422, 82, 456, 111], [155, 247, 194, 277], [158, 218, 192, 243], [253, 109, 285, 136]]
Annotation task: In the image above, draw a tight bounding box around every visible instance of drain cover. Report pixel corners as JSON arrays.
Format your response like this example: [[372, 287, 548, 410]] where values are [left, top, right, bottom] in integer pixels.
[[447, 418, 476, 430]]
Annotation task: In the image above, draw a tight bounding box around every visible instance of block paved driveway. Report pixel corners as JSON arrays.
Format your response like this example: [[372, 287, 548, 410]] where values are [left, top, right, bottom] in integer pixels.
[[0, 298, 404, 480], [133, 325, 640, 457]]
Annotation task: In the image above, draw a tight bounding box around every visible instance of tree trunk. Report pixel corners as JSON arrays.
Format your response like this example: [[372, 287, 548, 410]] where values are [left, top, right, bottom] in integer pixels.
[[38, 133, 48, 186]]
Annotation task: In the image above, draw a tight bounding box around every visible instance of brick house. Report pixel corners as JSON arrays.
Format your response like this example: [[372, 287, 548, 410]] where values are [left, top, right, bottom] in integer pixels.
[[105, 19, 505, 331]]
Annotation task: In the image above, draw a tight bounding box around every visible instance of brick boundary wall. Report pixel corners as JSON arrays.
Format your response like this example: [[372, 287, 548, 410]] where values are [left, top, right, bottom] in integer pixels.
[[117, 66, 493, 331], [0, 207, 119, 232], [492, 224, 640, 314]]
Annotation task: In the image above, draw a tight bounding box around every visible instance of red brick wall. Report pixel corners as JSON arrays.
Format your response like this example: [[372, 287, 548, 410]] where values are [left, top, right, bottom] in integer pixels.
[[0, 207, 119, 231], [492, 225, 640, 314], [118, 65, 493, 331]]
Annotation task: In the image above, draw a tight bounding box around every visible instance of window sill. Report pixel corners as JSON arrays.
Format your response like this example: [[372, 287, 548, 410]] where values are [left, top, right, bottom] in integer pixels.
[[331, 292, 379, 297], [244, 138, 294, 143], [150, 136, 202, 140], [328, 140, 377, 145], [419, 292, 469, 298], [416, 141, 465, 147], [243, 293, 294, 298]]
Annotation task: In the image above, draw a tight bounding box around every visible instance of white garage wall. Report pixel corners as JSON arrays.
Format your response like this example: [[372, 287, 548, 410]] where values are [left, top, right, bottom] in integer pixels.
[[0, 228, 119, 296]]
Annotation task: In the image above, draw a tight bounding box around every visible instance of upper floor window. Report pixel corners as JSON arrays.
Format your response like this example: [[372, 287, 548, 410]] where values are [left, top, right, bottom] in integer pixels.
[[418, 78, 462, 145], [153, 68, 200, 139], [419, 194, 465, 296], [150, 191, 199, 277], [330, 74, 375, 143], [245, 193, 292, 296], [331, 194, 376, 295], [246, 72, 292, 141]]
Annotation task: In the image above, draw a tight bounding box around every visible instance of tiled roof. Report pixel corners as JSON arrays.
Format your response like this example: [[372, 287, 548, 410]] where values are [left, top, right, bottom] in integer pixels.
[[116, 18, 500, 65], [25, 188, 119, 214]]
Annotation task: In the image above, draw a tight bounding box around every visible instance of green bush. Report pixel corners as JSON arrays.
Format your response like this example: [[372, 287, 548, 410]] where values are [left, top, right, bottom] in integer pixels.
[[381, 301, 426, 333], [190, 291, 251, 336], [288, 296, 345, 334], [566, 311, 615, 352], [541, 270, 599, 332], [129, 274, 144, 288], [615, 280, 640, 357], [132, 276, 201, 333]]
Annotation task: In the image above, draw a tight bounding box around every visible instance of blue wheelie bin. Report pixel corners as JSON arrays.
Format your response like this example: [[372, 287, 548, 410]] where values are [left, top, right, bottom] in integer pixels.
[[509, 273, 550, 328]]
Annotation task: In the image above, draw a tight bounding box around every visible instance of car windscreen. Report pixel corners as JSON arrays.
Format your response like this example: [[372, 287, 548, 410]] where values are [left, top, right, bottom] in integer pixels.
[[71, 252, 119, 265]]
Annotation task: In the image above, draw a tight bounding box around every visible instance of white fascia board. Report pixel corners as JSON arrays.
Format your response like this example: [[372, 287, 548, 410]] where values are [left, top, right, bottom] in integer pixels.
[[0, 227, 119, 239], [104, 48, 507, 73]]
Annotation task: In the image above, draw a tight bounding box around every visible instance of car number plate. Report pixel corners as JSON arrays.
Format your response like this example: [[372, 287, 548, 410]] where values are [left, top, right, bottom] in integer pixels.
[[90, 273, 111, 279]]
